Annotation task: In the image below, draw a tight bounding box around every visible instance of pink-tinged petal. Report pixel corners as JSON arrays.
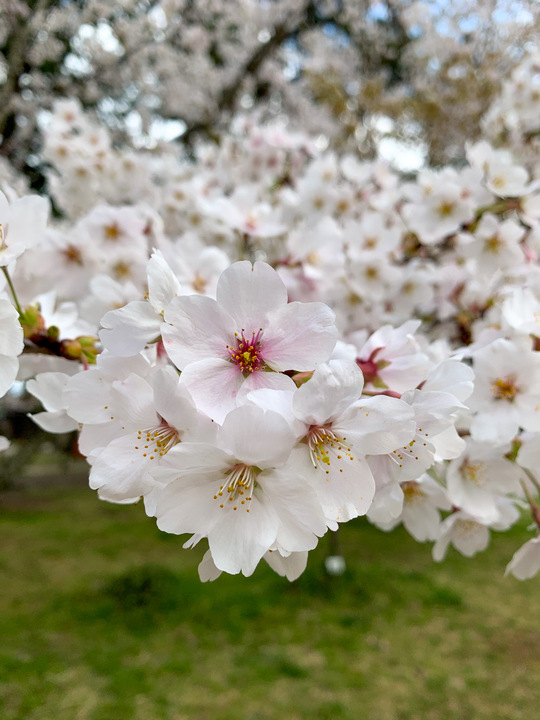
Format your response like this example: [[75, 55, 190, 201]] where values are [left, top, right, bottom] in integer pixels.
[[403, 503, 442, 542], [216, 261, 288, 329], [422, 360, 474, 402], [293, 360, 364, 425], [219, 405, 296, 468], [179, 358, 243, 424], [208, 494, 280, 576], [100, 301, 161, 356], [264, 301, 337, 371], [162, 295, 235, 370], [368, 442, 434, 484], [152, 366, 185, 425], [264, 550, 308, 581]]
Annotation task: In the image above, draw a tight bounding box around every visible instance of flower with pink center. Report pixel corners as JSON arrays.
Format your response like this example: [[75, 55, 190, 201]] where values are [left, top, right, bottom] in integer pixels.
[[227, 329, 264, 373], [162, 261, 338, 423]]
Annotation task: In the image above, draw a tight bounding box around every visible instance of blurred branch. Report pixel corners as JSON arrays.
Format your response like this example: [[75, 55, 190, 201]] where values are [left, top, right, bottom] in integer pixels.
[[181, 2, 315, 145]]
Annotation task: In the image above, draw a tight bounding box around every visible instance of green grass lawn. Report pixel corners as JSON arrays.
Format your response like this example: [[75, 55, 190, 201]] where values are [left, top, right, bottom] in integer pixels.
[[1, 472, 539, 720]]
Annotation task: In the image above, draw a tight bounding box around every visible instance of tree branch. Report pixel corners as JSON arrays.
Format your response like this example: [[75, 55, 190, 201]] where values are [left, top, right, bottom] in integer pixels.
[[181, 3, 315, 145]]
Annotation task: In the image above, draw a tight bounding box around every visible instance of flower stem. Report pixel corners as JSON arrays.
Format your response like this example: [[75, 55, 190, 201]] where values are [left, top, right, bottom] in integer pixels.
[[1, 266, 22, 315]]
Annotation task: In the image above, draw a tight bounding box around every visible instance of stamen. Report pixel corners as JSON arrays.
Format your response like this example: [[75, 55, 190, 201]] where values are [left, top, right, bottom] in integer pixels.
[[227, 329, 264, 374], [462, 460, 488, 488], [306, 426, 354, 470], [491, 376, 518, 401], [402, 480, 424, 505], [215, 463, 258, 512], [134, 419, 179, 460]]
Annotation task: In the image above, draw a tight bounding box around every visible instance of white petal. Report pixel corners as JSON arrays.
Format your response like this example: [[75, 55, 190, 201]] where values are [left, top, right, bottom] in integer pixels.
[[208, 495, 280, 576], [293, 360, 364, 425], [264, 550, 308, 581], [220, 405, 296, 467], [506, 537, 540, 580], [26, 372, 71, 412], [0, 299, 23, 356], [340, 395, 416, 455], [198, 550, 223, 582], [31, 410, 78, 433], [147, 249, 182, 312], [0, 355, 19, 397], [100, 301, 161, 356]]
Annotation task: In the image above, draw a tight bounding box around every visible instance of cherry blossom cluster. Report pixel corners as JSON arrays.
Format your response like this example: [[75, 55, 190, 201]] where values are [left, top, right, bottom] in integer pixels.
[[3, 50, 540, 581]]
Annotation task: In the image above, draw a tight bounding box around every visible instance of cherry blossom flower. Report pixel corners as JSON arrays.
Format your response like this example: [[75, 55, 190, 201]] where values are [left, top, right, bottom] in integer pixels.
[[248, 359, 416, 527], [162, 260, 337, 422], [370, 473, 451, 542], [446, 440, 523, 524], [469, 338, 540, 444], [154, 405, 327, 576], [87, 366, 215, 505]]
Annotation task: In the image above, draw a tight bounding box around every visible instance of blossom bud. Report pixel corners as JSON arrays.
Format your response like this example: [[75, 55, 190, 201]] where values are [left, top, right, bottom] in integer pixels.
[[59, 339, 82, 360], [19, 305, 45, 339], [77, 336, 100, 364]]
